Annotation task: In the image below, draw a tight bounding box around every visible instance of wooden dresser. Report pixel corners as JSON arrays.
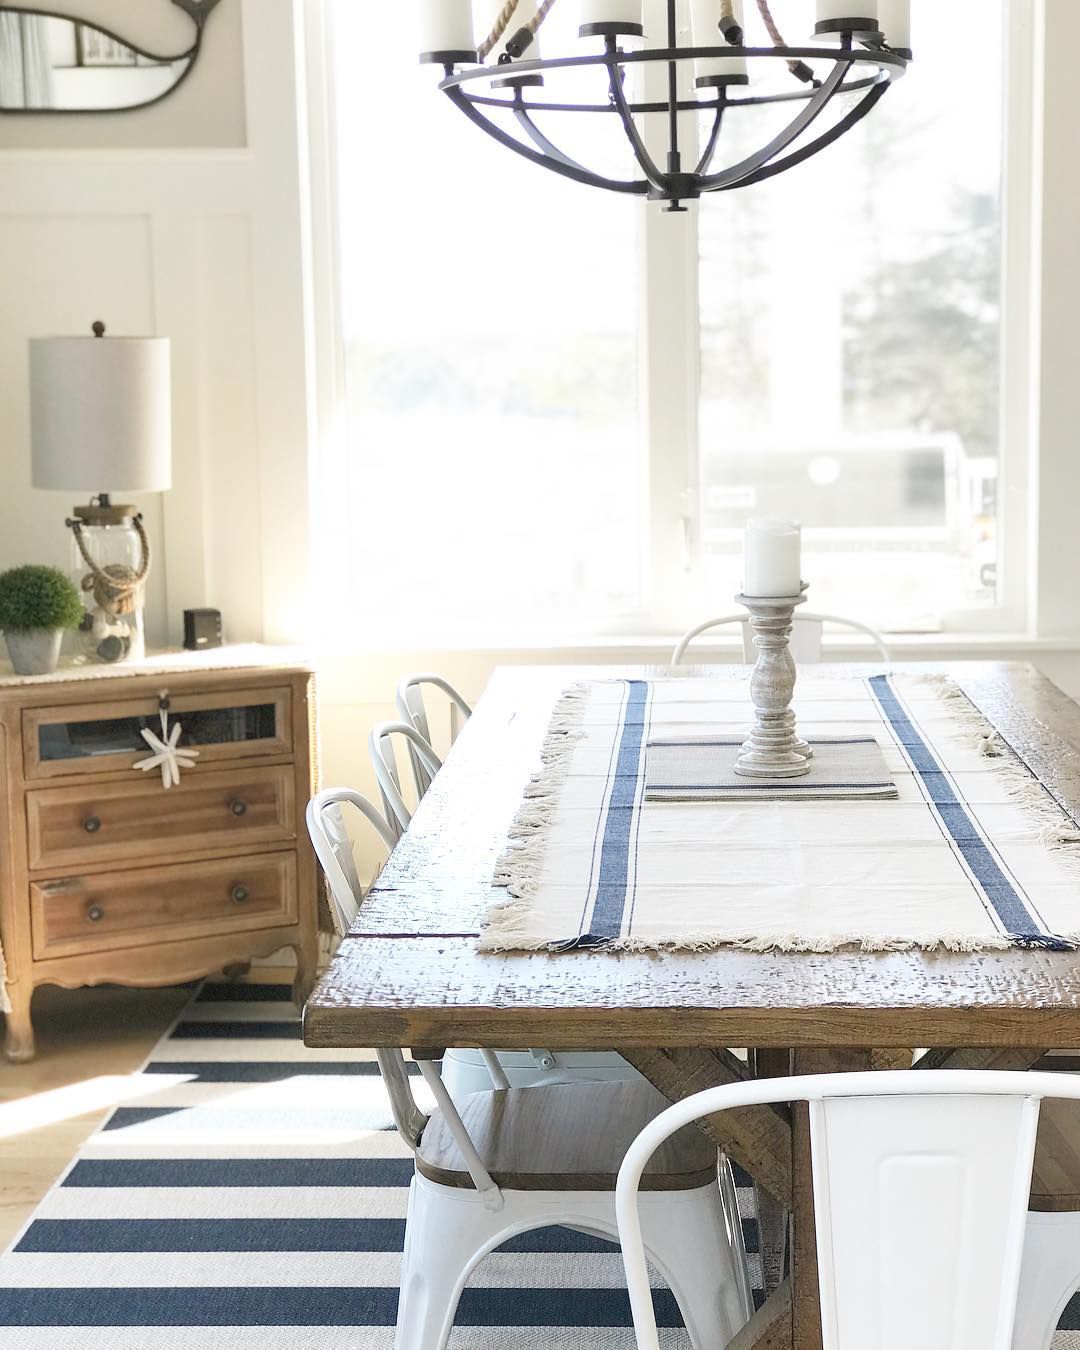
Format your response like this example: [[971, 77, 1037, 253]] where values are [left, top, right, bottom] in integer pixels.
[[0, 646, 318, 1061]]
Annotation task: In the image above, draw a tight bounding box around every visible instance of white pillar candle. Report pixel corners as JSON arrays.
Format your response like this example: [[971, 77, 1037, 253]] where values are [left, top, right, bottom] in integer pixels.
[[815, 0, 878, 33], [580, 0, 644, 34], [878, 0, 911, 49], [690, 0, 747, 85], [744, 518, 802, 598], [418, 0, 476, 59]]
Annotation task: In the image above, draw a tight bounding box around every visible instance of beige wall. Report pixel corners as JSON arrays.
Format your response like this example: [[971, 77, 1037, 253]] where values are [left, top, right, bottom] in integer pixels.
[[0, 0, 246, 149]]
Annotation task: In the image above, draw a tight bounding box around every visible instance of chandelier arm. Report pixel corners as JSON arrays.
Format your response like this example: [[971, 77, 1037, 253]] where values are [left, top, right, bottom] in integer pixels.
[[694, 95, 728, 176], [605, 50, 668, 193], [697, 54, 850, 191], [511, 101, 595, 172], [441, 84, 649, 195], [720, 77, 889, 189]]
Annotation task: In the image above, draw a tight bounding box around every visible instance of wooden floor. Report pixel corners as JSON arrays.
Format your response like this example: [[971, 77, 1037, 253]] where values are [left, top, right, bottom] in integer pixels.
[[0, 982, 204, 1250]]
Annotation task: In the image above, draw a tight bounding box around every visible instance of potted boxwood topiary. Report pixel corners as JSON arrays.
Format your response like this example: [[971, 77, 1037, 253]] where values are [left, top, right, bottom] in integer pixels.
[[0, 565, 83, 676]]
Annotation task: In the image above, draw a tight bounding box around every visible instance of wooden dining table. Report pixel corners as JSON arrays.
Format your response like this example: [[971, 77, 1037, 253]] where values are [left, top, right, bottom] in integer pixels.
[[303, 661, 1080, 1349]]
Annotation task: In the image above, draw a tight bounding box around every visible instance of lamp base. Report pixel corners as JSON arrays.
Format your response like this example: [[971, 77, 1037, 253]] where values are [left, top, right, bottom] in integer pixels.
[[66, 496, 150, 665]]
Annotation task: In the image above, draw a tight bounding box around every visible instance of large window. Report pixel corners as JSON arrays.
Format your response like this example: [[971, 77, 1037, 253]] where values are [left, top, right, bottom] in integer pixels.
[[320, 0, 1021, 641], [697, 0, 1009, 632]]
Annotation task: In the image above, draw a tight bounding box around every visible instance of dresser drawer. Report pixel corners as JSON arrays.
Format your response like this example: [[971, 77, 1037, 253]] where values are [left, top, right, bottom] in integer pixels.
[[31, 852, 298, 959], [26, 764, 295, 871], [23, 686, 292, 780]]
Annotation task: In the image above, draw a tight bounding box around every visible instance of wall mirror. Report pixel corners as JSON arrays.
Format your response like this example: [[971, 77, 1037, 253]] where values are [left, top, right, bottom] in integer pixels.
[[0, 0, 222, 112]]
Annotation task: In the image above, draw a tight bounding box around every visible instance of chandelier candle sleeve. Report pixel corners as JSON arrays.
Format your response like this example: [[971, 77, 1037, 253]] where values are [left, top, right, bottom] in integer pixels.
[[878, 0, 910, 49], [418, 0, 476, 60], [815, 0, 879, 35], [744, 518, 802, 598], [690, 0, 748, 86], [579, 0, 644, 37], [498, 0, 542, 61]]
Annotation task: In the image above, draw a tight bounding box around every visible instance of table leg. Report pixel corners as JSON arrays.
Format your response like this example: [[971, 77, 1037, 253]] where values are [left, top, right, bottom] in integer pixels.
[[624, 1047, 793, 1209], [752, 1049, 792, 1298], [915, 1047, 1046, 1072]]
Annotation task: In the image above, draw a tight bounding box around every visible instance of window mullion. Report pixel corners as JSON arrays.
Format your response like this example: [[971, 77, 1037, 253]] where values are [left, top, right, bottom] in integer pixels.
[[639, 0, 701, 631]]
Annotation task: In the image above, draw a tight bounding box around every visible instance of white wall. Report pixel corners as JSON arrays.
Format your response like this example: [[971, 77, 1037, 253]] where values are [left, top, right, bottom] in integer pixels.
[[0, 0, 311, 650]]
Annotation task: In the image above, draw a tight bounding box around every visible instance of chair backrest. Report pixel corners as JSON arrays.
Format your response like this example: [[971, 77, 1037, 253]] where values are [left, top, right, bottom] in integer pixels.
[[671, 612, 892, 666], [616, 1070, 1080, 1350], [305, 787, 397, 938], [395, 673, 472, 798], [368, 720, 443, 841]]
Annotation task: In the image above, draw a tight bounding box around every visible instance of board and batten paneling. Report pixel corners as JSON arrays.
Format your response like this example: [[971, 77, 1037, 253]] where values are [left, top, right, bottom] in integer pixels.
[[0, 0, 312, 649]]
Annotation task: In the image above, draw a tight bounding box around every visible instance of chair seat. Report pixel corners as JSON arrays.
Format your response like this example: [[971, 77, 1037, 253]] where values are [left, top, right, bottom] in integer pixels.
[[416, 1079, 718, 1193], [1031, 1097, 1080, 1211]]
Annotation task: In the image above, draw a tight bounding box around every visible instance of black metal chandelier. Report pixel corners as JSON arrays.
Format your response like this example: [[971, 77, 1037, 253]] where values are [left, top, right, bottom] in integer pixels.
[[419, 0, 912, 211]]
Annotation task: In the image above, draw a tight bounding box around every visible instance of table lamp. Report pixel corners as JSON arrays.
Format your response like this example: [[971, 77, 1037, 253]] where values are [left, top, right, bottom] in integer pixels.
[[29, 321, 171, 664]]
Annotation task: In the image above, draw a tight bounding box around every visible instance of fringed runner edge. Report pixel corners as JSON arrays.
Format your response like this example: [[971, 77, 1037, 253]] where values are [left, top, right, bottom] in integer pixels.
[[481, 675, 1080, 955]]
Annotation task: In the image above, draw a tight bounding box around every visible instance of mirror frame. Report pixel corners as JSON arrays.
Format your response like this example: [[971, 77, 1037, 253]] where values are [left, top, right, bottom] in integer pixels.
[[0, 0, 224, 115]]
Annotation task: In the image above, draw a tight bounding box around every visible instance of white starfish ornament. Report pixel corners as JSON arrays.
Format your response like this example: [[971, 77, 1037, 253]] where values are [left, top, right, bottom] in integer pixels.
[[133, 706, 200, 788]]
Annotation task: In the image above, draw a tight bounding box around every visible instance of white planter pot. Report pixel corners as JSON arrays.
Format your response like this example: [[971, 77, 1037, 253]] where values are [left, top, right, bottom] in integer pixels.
[[5, 628, 63, 676]]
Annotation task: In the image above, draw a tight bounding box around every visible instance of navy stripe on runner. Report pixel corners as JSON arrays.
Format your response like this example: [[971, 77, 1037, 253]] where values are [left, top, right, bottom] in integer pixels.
[[0, 1286, 683, 1328], [16, 1218, 619, 1255], [62, 1158, 415, 1188], [869, 675, 1066, 949], [582, 680, 649, 943]]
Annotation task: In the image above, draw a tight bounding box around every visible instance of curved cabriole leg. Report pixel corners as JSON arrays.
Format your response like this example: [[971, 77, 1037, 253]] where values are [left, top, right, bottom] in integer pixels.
[[3, 982, 35, 1063]]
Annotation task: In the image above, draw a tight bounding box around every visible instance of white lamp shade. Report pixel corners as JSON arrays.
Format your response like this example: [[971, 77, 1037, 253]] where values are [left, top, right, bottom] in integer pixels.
[[29, 335, 172, 494]]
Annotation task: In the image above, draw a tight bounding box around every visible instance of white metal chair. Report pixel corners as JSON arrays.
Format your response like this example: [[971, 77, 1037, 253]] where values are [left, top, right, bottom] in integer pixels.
[[617, 1069, 1080, 1350], [383, 1052, 753, 1350], [307, 791, 748, 1349], [305, 787, 398, 938], [368, 720, 444, 843], [671, 612, 892, 665], [396, 672, 472, 798]]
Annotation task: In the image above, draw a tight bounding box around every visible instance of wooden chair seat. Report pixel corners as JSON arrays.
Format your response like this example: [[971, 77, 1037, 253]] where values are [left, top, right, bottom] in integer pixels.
[[1031, 1097, 1080, 1211], [416, 1079, 718, 1192]]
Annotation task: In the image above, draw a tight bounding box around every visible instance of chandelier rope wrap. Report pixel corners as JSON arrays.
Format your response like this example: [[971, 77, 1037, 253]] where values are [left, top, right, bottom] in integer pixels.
[[423, 0, 912, 211]]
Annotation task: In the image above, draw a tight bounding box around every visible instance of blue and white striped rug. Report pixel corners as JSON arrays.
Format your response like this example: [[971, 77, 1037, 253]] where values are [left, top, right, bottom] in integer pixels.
[[1, 982, 1078, 1347]]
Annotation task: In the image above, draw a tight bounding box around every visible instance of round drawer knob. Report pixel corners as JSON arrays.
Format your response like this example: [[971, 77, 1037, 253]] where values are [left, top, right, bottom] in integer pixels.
[[86, 904, 105, 922], [83, 815, 102, 834], [229, 799, 248, 817], [230, 884, 250, 904]]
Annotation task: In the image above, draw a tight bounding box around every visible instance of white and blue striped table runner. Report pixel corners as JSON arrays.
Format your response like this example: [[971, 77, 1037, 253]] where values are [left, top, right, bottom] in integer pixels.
[[485, 674, 1080, 954]]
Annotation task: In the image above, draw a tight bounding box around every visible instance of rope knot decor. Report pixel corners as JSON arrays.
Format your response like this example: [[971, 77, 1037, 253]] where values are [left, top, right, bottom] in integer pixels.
[[70, 515, 150, 618]]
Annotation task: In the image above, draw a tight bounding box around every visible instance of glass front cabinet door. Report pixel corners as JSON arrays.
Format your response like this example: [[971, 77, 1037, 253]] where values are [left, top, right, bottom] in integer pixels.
[[23, 686, 292, 780]]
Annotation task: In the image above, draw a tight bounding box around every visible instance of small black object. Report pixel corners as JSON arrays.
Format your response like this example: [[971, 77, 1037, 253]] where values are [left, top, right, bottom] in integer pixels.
[[718, 16, 743, 44], [87, 904, 104, 922], [230, 799, 248, 817], [97, 634, 126, 663], [505, 25, 534, 59], [83, 815, 102, 834], [184, 608, 223, 650], [231, 884, 250, 904], [91, 320, 106, 338]]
